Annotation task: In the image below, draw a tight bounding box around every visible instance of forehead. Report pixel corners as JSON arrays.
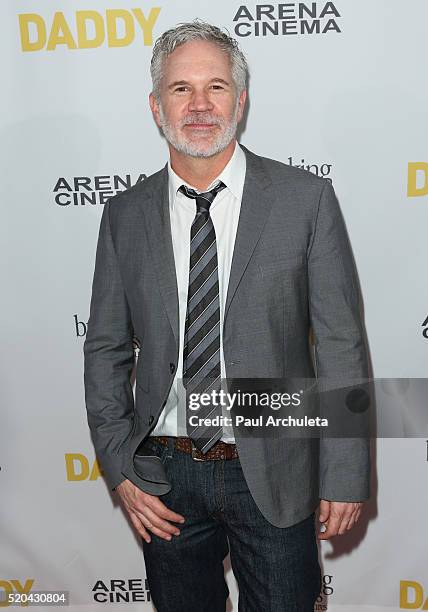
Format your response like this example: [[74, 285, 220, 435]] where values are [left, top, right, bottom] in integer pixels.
[[163, 40, 232, 82]]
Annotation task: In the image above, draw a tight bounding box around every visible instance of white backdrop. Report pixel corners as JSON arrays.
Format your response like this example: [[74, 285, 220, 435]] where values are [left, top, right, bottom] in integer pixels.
[[2, 1, 428, 610]]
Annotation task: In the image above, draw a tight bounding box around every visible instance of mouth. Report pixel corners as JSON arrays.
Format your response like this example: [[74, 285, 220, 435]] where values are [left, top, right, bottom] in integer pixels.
[[184, 123, 217, 130]]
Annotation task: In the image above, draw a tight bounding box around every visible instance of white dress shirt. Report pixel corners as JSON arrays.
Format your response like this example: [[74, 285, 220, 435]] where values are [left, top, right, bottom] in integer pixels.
[[151, 141, 247, 443]]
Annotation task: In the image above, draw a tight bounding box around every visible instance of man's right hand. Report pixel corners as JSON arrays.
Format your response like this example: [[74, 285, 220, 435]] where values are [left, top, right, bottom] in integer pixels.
[[116, 479, 185, 543]]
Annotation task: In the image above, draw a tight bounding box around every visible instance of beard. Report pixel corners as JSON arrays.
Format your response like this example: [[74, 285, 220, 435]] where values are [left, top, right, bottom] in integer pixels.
[[158, 96, 240, 158]]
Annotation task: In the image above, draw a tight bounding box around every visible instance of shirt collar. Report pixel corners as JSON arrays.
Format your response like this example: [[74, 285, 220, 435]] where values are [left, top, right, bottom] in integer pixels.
[[167, 140, 246, 212]]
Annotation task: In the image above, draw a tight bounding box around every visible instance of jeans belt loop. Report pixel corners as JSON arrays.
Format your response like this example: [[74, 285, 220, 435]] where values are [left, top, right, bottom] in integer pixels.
[[191, 439, 205, 462]]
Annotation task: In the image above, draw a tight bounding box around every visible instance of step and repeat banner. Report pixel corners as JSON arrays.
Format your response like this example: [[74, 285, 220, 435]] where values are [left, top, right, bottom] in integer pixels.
[[1, 1, 427, 610]]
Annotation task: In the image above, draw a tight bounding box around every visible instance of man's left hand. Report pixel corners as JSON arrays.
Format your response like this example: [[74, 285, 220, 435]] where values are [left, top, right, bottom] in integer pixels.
[[317, 500, 363, 539]]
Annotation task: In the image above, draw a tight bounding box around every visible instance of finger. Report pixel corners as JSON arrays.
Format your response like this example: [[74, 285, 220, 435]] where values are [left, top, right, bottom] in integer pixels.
[[318, 500, 330, 524], [141, 506, 181, 537], [136, 509, 178, 541], [346, 515, 357, 531], [318, 514, 341, 540], [129, 511, 151, 544], [347, 506, 362, 531], [139, 513, 174, 541], [145, 498, 186, 524], [337, 514, 353, 535]]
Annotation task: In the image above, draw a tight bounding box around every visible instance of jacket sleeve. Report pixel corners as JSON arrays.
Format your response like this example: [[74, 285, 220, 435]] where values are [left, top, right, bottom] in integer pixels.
[[307, 180, 371, 502], [83, 199, 135, 491]]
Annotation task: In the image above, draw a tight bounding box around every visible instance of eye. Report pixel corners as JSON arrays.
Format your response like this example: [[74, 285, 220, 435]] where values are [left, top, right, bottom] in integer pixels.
[[211, 84, 224, 90], [174, 86, 189, 93]]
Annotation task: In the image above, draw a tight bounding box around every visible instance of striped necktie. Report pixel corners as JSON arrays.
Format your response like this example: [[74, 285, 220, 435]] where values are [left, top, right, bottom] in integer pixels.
[[178, 180, 227, 453]]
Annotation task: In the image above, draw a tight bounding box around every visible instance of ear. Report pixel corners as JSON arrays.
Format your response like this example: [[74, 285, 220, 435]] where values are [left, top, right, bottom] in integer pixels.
[[149, 92, 162, 128], [236, 89, 247, 123]]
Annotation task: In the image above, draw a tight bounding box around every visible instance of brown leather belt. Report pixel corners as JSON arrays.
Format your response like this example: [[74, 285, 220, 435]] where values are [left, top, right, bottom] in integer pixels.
[[150, 436, 238, 461]]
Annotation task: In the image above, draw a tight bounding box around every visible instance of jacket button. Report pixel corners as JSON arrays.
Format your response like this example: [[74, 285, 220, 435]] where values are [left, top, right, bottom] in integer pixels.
[[169, 363, 176, 374], [148, 415, 154, 425]]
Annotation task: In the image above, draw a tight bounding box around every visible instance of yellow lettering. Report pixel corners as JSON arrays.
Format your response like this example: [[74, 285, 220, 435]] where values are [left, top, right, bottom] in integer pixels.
[[10, 580, 33, 596], [0, 581, 12, 608], [0, 580, 33, 608], [65, 453, 89, 481], [19, 14, 46, 52], [400, 580, 424, 609], [132, 8, 161, 45], [106, 10, 135, 47], [47, 12, 77, 51], [89, 459, 103, 480], [408, 162, 428, 197], [76, 11, 105, 49]]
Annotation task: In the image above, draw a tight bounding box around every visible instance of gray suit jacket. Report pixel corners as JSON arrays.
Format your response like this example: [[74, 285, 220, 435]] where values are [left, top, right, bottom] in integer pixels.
[[84, 144, 370, 528]]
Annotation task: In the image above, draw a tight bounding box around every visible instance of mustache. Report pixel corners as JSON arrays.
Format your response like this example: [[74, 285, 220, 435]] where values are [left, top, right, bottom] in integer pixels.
[[180, 115, 224, 126]]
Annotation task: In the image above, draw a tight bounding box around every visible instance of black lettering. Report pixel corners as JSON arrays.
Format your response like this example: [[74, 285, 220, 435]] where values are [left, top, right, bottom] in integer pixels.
[[320, 164, 332, 178], [93, 593, 107, 602], [307, 163, 319, 175], [278, 4, 295, 19], [115, 592, 130, 602], [94, 175, 111, 190], [74, 315, 87, 337], [99, 191, 114, 204], [282, 19, 297, 34], [113, 174, 132, 190], [55, 193, 70, 206], [53, 177, 72, 192], [320, 2, 340, 18], [301, 19, 320, 34], [74, 177, 92, 191], [132, 591, 146, 601], [128, 580, 143, 591], [80, 192, 97, 205], [322, 19, 341, 33], [92, 581, 108, 592], [299, 2, 317, 18], [262, 21, 279, 35], [233, 5, 254, 21], [110, 580, 126, 591], [256, 5, 275, 20]]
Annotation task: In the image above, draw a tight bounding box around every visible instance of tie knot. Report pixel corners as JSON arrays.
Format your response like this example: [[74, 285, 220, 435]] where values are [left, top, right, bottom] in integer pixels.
[[178, 181, 226, 214]]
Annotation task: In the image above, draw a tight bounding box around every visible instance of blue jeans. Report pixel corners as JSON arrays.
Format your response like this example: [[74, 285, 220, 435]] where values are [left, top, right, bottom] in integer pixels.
[[141, 437, 321, 612]]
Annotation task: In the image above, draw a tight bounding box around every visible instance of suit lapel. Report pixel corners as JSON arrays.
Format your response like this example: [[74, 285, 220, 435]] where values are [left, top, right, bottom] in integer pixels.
[[139, 144, 274, 344], [141, 165, 180, 345], [222, 145, 274, 328]]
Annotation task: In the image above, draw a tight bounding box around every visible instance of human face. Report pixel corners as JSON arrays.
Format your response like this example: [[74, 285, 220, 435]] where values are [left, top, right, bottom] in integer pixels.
[[149, 39, 246, 158]]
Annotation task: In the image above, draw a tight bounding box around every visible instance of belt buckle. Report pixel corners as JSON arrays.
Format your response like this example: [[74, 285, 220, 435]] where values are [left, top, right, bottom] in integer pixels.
[[190, 440, 205, 461]]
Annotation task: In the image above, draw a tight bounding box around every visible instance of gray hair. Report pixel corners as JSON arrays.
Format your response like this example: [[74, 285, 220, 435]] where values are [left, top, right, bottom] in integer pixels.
[[150, 20, 249, 102]]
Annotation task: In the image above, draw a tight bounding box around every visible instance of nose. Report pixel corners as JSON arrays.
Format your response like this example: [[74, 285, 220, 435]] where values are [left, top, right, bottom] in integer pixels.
[[188, 89, 214, 113]]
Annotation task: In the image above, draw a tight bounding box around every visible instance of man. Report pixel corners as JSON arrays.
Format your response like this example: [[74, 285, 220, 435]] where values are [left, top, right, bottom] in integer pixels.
[[84, 20, 370, 611]]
